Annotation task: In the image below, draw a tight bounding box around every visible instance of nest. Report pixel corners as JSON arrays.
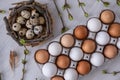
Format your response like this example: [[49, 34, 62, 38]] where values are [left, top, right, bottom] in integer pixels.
[[4, 0, 53, 46]]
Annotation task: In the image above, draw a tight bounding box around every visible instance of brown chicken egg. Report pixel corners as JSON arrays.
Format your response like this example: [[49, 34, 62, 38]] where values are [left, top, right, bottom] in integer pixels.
[[77, 60, 91, 75], [51, 76, 64, 80], [60, 34, 75, 48], [35, 49, 49, 64], [108, 23, 120, 38], [82, 39, 96, 54], [56, 55, 70, 69], [104, 44, 118, 59], [73, 25, 88, 40], [100, 10, 115, 24]]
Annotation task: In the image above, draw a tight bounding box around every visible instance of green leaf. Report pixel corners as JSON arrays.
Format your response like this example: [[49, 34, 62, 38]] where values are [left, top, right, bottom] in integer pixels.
[[62, 4, 71, 10], [112, 71, 117, 76], [84, 12, 89, 17], [0, 10, 6, 14], [102, 70, 107, 74], [79, 2, 86, 7], [117, 0, 120, 6], [20, 39, 26, 45], [97, 0, 100, 2], [61, 27, 69, 33], [68, 13, 73, 21], [24, 49, 29, 55], [103, 2, 110, 7], [22, 59, 27, 64]]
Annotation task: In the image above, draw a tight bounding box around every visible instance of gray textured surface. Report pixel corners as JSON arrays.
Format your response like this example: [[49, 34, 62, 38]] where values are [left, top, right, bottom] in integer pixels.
[[0, 0, 120, 80]]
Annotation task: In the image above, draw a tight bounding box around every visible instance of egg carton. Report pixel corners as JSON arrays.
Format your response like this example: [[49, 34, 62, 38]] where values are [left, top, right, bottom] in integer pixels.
[[4, 0, 53, 46], [34, 9, 120, 80]]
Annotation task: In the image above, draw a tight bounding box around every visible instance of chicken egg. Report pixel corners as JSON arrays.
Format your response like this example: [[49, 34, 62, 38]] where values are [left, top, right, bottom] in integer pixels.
[[51, 76, 64, 80], [90, 52, 104, 66]]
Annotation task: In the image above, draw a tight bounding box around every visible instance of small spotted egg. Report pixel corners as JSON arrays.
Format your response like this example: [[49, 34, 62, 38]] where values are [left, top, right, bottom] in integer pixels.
[[26, 29, 35, 39], [34, 25, 43, 35], [12, 23, 21, 32]]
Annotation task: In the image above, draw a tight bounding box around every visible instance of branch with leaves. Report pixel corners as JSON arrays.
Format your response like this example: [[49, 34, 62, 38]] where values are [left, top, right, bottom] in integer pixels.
[[53, 0, 69, 33], [77, 0, 88, 17], [19, 39, 30, 80], [97, 0, 110, 7], [116, 0, 120, 6], [0, 9, 6, 14], [102, 70, 120, 76], [62, 0, 73, 21]]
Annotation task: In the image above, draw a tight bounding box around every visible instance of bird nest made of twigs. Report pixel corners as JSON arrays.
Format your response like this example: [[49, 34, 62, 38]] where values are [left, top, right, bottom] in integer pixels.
[[4, 0, 53, 46]]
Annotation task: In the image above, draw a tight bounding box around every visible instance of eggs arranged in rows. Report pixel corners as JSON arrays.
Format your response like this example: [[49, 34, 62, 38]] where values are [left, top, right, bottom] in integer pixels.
[[34, 9, 120, 80], [12, 9, 45, 39]]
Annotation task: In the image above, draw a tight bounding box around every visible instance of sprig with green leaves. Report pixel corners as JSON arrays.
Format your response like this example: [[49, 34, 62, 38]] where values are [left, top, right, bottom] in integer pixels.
[[102, 70, 120, 76], [20, 39, 30, 80], [62, 0, 73, 21], [0, 9, 6, 14], [97, 0, 110, 7], [116, 0, 120, 6], [77, 0, 88, 17], [53, 0, 69, 33]]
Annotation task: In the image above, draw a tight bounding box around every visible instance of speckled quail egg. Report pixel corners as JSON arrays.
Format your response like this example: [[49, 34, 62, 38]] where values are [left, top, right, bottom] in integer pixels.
[[12, 23, 21, 32], [34, 25, 43, 35], [17, 16, 26, 24], [26, 29, 35, 39], [19, 28, 27, 36], [30, 17, 39, 26], [39, 16, 45, 24], [26, 20, 33, 29], [21, 10, 30, 19], [31, 9, 39, 18]]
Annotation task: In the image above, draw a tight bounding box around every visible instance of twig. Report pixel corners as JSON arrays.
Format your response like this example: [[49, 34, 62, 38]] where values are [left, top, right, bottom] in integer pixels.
[[102, 70, 120, 76], [53, 0, 69, 33], [99, 0, 110, 7]]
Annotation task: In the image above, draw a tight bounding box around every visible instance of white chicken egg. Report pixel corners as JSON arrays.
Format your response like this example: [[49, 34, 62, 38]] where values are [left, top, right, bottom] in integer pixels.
[[42, 63, 57, 78], [12, 23, 21, 31], [64, 68, 78, 80], [69, 47, 83, 61], [90, 52, 104, 66], [34, 25, 43, 35], [87, 18, 102, 32], [117, 39, 120, 49], [96, 31, 110, 45], [48, 42, 62, 56]]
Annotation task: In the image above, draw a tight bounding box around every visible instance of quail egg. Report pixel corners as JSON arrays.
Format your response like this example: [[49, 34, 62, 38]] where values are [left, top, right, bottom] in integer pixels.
[[30, 17, 39, 26], [21, 10, 30, 19], [17, 16, 26, 24], [34, 25, 43, 35], [12, 23, 21, 32], [26, 20, 33, 29], [31, 9, 39, 18], [39, 16, 45, 24], [26, 29, 35, 39], [19, 28, 27, 36]]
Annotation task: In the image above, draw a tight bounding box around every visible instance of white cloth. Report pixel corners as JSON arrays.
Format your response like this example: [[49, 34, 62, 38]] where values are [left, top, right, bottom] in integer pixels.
[[0, 0, 120, 80]]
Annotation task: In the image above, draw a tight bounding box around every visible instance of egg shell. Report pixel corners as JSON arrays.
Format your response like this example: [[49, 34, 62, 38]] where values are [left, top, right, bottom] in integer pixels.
[[87, 18, 102, 32], [69, 47, 84, 61], [42, 63, 57, 78], [56, 55, 70, 69], [60, 34, 75, 48], [64, 68, 78, 80], [12, 23, 21, 32], [51, 76, 64, 80], [34, 49, 49, 64], [117, 40, 120, 49], [48, 42, 62, 56], [82, 39, 96, 54], [96, 31, 110, 45], [73, 25, 88, 40], [90, 52, 104, 66], [108, 23, 120, 38], [104, 44, 118, 59], [100, 10, 115, 24], [21, 10, 30, 19], [77, 60, 91, 75]]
